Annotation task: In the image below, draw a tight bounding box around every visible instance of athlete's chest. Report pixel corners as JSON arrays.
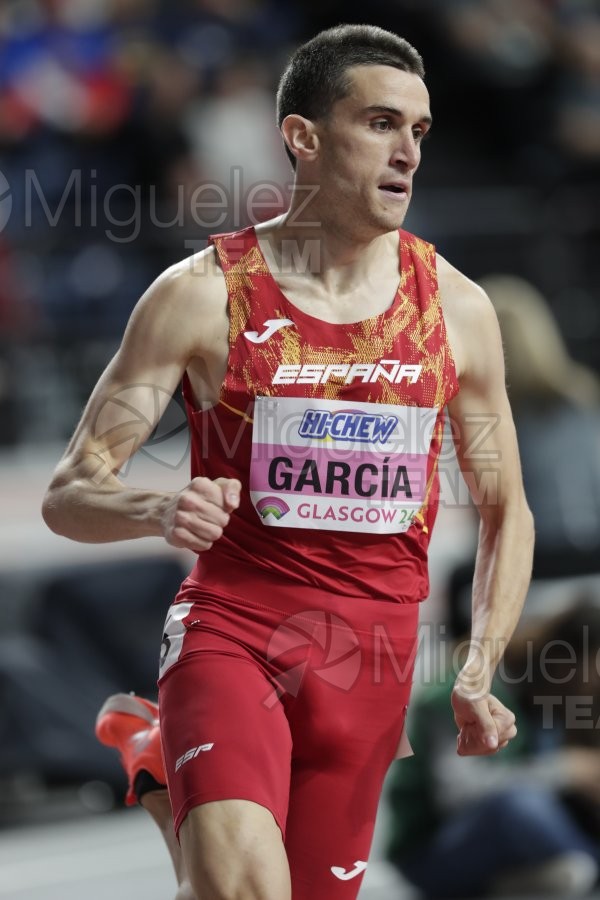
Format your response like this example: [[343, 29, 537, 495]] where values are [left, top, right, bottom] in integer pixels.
[[193, 226, 456, 410], [223, 297, 432, 410], [270, 270, 402, 325]]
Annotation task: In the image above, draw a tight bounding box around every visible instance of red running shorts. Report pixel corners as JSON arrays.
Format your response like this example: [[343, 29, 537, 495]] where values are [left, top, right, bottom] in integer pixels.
[[158, 576, 419, 900]]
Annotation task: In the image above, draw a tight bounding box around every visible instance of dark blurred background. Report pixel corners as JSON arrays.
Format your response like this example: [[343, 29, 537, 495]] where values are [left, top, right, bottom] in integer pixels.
[[0, 1, 599, 898], [0, 0, 598, 440]]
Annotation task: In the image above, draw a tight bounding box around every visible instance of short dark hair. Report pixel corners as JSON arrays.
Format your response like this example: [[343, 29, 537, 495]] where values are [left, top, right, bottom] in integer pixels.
[[276, 24, 425, 168]]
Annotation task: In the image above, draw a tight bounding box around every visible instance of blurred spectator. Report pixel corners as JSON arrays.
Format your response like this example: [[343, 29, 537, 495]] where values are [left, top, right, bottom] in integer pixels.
[[386, 599, 600, 898], [554, 12, 600, 163], [438, 0, 556, 89], [447, 273, 600, 639], [184, 56, 290, 230], [480, 274, 600, 575], [0, 0, 132, 141], [482, 274, 600, 409]]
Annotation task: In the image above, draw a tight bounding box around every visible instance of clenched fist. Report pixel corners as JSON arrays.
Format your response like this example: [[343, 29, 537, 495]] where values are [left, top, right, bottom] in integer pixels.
[[161, 477, 241, 553]]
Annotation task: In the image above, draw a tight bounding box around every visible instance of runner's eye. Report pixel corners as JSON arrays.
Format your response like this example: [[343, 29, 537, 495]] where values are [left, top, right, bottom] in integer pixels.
[[372, 119, 393, 132], [413, 126, 431, 143]]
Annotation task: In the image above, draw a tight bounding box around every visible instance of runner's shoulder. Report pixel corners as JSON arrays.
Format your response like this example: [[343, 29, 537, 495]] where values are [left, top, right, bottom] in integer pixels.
[[122, 245, 228, 358], [436, 253, 504, 385], [436, 253, 497, 329], [436, 254, 503, 382], [153, 245, 226, 314], [130, 246, 226, 327]]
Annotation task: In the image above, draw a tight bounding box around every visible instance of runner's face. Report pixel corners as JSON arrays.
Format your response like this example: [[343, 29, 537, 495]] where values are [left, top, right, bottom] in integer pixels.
[[318, 66, 431, 233]]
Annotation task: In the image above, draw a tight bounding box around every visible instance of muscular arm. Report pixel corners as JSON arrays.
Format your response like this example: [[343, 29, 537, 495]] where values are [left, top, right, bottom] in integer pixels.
[[42, 250, 237, 549], [440, 257, 535, 752]]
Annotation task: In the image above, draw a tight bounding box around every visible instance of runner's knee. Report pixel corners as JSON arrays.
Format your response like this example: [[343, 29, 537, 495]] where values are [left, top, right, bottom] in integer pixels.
[[179, 800, 290, 900]]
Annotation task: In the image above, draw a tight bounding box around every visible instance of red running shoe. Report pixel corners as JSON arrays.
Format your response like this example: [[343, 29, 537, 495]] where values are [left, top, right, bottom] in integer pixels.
[[95, 693, 166, 805]]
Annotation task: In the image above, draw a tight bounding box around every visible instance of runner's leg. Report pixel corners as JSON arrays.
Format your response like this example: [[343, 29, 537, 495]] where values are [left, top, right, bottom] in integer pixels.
[[160, 653, 293, 900]]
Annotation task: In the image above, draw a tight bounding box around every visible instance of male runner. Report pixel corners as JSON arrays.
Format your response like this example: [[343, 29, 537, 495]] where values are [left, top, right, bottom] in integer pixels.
[[43, 24, 534, 900]]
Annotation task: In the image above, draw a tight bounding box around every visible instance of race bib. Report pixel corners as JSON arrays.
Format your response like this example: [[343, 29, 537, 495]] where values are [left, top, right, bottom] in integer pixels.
[[250, 396, 438, 534]]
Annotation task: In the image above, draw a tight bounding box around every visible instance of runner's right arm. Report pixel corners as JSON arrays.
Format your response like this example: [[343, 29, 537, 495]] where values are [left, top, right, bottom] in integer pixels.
[[42, 250, 240, 551]]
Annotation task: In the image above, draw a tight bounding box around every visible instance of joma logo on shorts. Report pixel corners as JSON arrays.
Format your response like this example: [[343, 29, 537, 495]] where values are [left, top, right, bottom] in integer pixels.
[[175, 743, 214, 772]]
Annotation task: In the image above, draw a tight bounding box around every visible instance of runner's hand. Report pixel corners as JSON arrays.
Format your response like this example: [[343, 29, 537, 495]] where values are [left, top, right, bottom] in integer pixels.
[[451, 688, 517, 756], [161, 477, 241, 552]]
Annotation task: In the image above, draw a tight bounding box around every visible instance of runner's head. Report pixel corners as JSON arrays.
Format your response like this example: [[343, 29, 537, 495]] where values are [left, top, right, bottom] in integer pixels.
[[277, 24, 426, 170], [276, 25, 430, 233]]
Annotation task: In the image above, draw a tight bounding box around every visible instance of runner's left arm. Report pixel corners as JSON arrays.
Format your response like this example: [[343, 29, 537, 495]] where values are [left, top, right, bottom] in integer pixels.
[[443, 268, 534, 755]]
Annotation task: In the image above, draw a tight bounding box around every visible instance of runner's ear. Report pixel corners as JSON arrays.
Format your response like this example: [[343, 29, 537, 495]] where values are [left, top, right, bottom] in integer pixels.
[[281, 114, 320, 164]]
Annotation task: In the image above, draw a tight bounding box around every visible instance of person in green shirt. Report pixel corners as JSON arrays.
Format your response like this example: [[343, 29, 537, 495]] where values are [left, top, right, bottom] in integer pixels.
[[387, 601, 600, 898]]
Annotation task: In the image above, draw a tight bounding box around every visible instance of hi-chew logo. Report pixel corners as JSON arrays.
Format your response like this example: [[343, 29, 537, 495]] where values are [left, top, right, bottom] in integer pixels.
[[298, 408, 398, 443], [256, 496, 290, 520]]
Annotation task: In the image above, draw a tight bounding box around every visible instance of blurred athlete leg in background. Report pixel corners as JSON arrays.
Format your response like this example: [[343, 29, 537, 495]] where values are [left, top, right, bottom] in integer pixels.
[[95, 693, 194, 900]]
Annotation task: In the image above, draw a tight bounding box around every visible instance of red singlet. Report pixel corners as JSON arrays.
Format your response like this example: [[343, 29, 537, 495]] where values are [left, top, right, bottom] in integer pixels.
[[183, 225, 459, 606]]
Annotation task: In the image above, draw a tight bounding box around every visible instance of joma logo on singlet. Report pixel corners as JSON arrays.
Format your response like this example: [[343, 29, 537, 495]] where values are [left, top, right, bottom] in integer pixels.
[[298, 409, 398, 443], [272, 360, 422, 386]]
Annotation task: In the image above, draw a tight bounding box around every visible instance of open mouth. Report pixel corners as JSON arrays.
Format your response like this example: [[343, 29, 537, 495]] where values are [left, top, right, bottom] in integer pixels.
[[379, 184, 408, 198]]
